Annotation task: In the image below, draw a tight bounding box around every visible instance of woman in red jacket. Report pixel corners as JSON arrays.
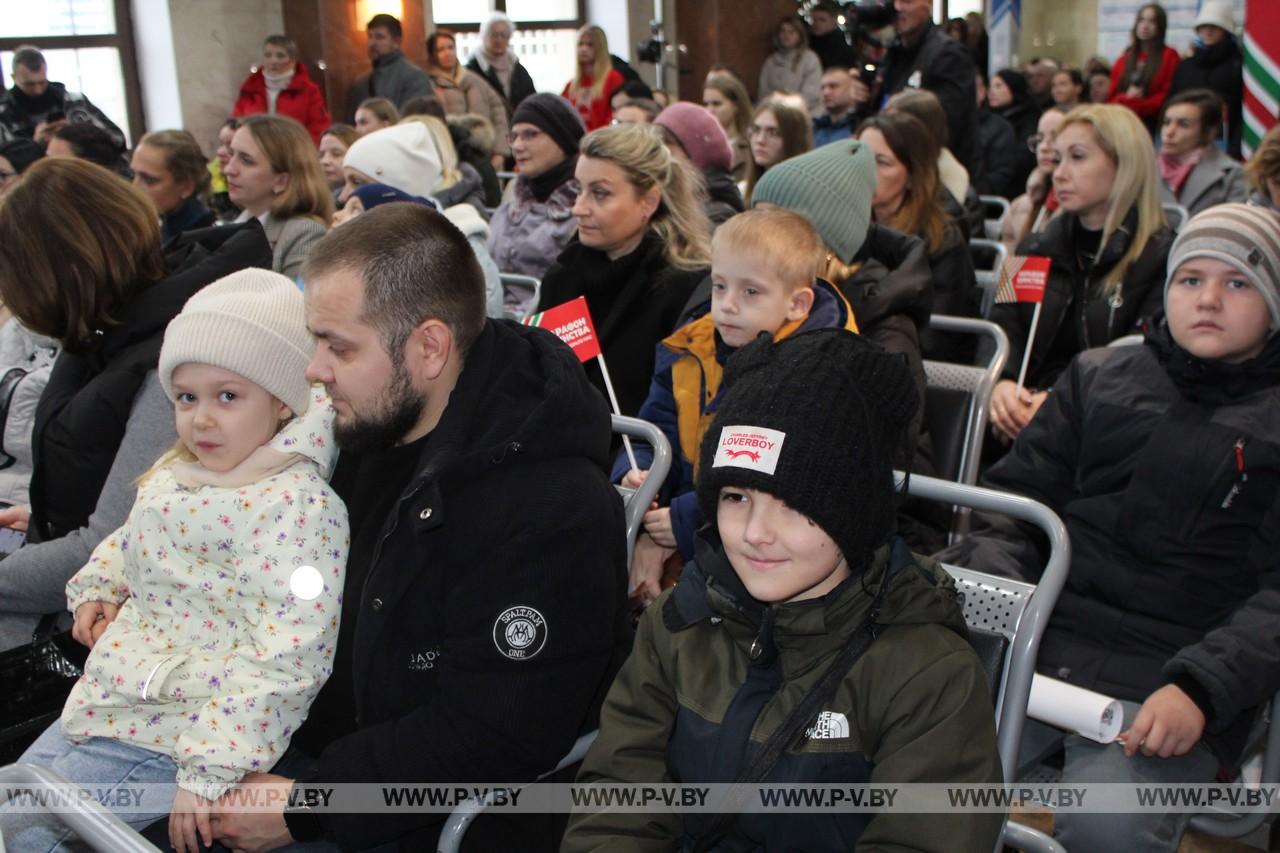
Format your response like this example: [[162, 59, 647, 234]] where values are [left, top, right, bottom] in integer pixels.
[[1108, 4, 1179, 128], [562, 25, 624, 132], [233, 35, 330, 145]]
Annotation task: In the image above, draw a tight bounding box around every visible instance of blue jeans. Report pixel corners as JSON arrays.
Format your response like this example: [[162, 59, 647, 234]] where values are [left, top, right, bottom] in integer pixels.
[[1020, 700, 1220, 853], [1, 722, 178, 852]]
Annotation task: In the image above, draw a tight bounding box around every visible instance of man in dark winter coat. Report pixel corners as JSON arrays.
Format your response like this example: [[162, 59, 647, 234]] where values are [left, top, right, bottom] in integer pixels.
[[875, 0, 983, 180], [975, 71, 1020, 198], [208, 204, 630, 851], [347, 14, 434, 118], [809, 1, 859, 69], [0, 46, 123, 147], [1168, 2, 1243, 159]]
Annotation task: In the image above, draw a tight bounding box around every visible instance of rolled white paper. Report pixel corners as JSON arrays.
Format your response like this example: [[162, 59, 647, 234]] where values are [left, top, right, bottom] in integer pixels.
[[1028, 674, 1124, 744]]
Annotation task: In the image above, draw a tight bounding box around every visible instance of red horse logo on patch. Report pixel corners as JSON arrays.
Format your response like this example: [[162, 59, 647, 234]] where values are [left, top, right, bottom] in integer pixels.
[[724, 449, 760, 463]]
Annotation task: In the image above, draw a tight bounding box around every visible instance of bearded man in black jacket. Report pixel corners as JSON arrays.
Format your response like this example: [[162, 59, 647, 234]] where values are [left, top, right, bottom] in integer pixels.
[[207, 203, 631, 852]]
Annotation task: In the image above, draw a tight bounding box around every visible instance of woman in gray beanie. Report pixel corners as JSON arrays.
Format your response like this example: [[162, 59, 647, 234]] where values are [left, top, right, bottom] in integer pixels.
[[940, 203, 1280, 853]]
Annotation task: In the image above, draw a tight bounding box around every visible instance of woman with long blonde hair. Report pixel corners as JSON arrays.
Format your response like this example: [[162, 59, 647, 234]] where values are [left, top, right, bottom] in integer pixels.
[[224, 114, 332, 279], [562, 25, 624, 131], [539, 123, 711, 417], [989, 103, 1173, 442]]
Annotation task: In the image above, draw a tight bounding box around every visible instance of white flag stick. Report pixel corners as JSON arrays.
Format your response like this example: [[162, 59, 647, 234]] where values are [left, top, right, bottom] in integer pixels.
[[1015, 301, 1043, 394], [596, 353, 638, 471]]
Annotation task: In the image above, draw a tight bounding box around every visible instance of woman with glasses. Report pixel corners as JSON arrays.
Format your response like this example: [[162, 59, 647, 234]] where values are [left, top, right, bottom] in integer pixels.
[[743, 96, 812, 205], [488, 93, 587, 279], [1002, 105, 1067, 251]]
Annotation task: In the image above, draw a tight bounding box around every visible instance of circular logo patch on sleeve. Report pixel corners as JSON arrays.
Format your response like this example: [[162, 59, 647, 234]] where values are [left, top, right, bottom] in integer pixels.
[[492, 606, 547, 661]]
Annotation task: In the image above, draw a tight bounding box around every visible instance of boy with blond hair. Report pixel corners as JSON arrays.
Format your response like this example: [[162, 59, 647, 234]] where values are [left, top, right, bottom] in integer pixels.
[[620, 208, 857, 603]]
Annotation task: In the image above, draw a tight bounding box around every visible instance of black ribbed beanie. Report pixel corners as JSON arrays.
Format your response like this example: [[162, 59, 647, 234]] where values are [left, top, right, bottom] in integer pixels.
[[697, 329, 918, 570]]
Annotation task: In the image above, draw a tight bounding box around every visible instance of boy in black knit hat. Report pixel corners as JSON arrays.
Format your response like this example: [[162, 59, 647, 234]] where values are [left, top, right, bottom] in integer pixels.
[[565, 329, 1002, 852]]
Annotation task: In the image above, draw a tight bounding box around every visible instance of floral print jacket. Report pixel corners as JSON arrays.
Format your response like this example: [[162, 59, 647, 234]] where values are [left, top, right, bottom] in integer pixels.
[[61, 388, 349, 800]]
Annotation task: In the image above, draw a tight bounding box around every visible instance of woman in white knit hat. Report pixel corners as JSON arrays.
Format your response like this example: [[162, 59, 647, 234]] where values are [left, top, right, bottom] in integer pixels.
[[0, 269, 349, 853]]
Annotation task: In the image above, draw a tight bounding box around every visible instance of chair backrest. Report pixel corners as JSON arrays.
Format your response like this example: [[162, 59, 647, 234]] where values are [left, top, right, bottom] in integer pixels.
[[903, 474, 1069, 787], [1188, 689, 1280, 839], [0, 763, 161, 852], [1163, 202, 1190, 233], [969, 239, 1009, 318], [612, 415, 672, 568], [1107, 333, 1143, 348], [501, 273, 542, 321], [978, 194, 1011, 241], [922, 316, 1009, 492]]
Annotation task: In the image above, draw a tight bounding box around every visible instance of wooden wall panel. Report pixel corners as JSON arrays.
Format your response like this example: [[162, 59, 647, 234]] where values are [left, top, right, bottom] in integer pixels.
[[674, 0, 797, 103]]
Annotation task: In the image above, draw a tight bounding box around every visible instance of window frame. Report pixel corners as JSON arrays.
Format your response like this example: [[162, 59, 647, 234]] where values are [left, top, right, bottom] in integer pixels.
[[0, 0, 144, 144], [431, 0, 586, 34]]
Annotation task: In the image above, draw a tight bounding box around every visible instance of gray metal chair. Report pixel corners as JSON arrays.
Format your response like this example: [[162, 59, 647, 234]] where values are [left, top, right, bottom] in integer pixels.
[[979, 194, 1011, 241], [500, 273, 541, 321], [970, 239, 1009, 318], [612, 414, 673, 568], [0, 763, 160, 852], [1163, 202, 1191, 233], [436, 730, 597, 853], [1187, 691, 1280, 839], [906, 474, 1070, 853], [923, 316, 1010, 488]]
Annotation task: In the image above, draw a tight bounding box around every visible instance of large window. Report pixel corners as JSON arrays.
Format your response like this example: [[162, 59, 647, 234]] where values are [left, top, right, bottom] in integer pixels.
[[0, 0, 141, 145], [433, 0, 584, 94]]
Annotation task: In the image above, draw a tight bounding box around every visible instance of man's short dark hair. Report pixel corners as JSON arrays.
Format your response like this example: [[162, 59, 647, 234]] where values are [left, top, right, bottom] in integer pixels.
[[13, 46, 45, 73], [822, 65, 852, 77], [53, 123, 126, 171], [367, 14, 403, 39], [400, 95, 447, 120], [303, 203, 486, 358]]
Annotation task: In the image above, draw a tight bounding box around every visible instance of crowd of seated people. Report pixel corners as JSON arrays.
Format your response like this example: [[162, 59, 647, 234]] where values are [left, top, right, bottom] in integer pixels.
[[0, 3, 1275, 851]]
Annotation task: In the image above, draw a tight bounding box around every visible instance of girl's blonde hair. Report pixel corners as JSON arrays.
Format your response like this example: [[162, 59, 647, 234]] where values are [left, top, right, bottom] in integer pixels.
[[572, 25, 613, 101], [580, 124, 712, 271], [238, 114, 334, 225], [1056, 104, 1165, 298], [399, 115, 462, 190], [1245, 123, 1280, 194]]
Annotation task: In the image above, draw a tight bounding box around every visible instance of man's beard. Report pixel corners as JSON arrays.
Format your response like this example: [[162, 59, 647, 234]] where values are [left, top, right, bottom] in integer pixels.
[[333, 359, 426, 453]]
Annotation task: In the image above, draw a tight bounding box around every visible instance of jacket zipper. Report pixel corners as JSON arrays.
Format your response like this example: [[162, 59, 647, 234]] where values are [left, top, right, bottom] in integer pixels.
[[1182, 438, 1246, 538]]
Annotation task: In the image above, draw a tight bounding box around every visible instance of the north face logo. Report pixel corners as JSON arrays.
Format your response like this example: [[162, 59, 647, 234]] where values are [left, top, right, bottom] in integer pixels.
[[805, 710, 850, 740]]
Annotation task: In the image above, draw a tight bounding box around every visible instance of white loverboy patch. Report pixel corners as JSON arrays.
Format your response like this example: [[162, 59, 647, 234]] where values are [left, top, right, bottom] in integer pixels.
[[712, 426, 786, 476], [493, 605, 548, 661]]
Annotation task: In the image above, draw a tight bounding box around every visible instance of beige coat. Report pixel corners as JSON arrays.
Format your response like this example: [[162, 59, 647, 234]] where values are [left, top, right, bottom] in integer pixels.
[[430, 68, 511, 158]]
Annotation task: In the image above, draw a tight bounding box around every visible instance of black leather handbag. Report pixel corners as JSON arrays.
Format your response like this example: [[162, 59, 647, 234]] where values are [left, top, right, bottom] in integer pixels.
[[0, 614, 86, 764]]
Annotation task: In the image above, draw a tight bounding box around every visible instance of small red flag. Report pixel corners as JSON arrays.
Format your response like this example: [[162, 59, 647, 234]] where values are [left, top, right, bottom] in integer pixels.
[[522, 296, 602, 362], [994, 256, 1052, 305]]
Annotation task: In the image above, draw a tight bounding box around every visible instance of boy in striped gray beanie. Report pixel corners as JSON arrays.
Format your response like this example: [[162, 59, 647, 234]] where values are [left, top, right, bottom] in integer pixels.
[[1165, 203, 1280, 364]]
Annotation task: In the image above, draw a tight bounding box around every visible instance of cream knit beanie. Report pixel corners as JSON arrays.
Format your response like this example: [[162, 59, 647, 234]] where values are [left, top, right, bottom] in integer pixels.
[[159, 268, 314, 415]]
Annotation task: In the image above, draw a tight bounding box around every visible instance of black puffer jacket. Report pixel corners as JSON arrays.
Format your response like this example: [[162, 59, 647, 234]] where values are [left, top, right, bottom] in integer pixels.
[[28, 221, 271, 543], [1169, 37, 1243, 159], [309, 319, 631, 850], [703, 165, 744, 227], [540, 233, 708, 417], [939, 328, 1280, 766], [466, 54, 537, 116], [993, 209, 1173, 389], [976, 106, 1020, 199], [994, 99, 1039, 201], [841, 225, 948, 551]]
